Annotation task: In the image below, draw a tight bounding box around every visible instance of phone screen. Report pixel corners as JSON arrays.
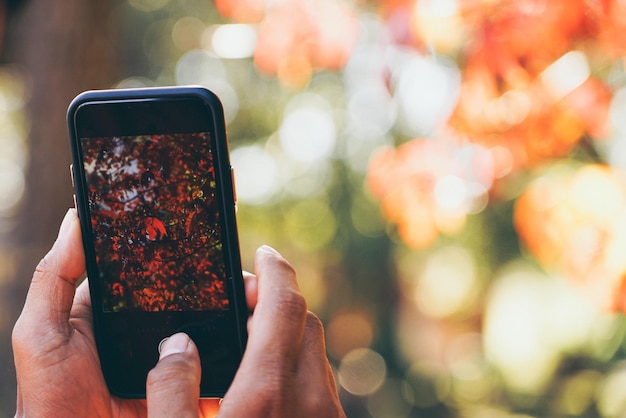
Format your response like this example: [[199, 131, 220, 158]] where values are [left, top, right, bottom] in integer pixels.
[[69, 88, 247, 398], [82, 132, 229, 313]]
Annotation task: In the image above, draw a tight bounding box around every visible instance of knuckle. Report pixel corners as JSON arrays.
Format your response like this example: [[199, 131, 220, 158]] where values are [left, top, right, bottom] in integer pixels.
[[269, 254, 299, 283], [273, 288, 307, 319], [305, 311, 324, 336], [11, 317, 28, 355], [275, 256, 297, 277], [301, 311, 327, 354]]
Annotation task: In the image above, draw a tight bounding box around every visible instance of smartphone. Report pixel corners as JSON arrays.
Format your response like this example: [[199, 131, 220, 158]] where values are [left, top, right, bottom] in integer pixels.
[[67, 86, 248, 398]]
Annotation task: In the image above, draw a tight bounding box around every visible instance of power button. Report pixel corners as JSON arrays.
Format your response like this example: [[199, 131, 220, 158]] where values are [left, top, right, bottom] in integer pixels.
[[69, 163, 75, 188], [231, 167, 238, 211]]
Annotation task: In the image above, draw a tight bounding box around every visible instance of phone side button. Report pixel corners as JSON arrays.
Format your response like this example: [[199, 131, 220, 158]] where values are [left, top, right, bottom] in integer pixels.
[[73, 194, 77, 209], [69, 163, 75, 188], [231, 167, 238, 212]]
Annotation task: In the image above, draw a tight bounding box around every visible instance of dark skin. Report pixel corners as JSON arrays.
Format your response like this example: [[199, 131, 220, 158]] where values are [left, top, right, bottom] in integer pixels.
[[12, 208, 345, 417]]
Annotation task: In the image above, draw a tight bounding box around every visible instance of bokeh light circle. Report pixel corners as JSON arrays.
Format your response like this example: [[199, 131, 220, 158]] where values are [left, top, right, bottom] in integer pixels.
[[279, 107, 336, 164], [230, 144, 281, 205], [339, 348, 387, 396]]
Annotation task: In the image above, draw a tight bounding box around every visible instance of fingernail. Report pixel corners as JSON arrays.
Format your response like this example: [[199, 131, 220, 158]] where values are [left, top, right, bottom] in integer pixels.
[[58, 208, 76, 238], [158, 333, 191, 360], [258, 245, 280, 256]]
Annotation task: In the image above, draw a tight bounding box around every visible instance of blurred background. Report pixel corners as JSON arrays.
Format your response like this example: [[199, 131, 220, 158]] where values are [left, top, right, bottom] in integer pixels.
[[3, 0, 626, 416]]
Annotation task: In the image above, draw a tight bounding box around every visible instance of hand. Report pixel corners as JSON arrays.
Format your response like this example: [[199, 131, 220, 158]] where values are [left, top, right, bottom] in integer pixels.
[[13, 208, 149, 417], [218, 245, 345, 417], [13, 209, 345, 417], [147, 245, 346, 417]]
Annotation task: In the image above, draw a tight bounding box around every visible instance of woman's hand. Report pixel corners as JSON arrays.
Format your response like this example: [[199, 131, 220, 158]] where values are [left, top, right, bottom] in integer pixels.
[[13, 209, 345, 417]]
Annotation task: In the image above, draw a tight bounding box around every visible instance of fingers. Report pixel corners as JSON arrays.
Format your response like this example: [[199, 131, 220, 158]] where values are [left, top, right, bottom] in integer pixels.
[[246, 246, 307, 366], [68, 280, 95, 339], [300, 313, 330, 372], [221, 246, 307, 415], [15, 208, 85, 337], [71, 279, 92, 315], [147, 333, 201, 418], [220, 246, 346, 418], [298, 312, 345, 416], [243, 271, 257, 311]]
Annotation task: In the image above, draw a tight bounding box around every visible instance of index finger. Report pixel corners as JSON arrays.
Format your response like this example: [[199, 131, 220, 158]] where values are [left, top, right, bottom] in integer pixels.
[[18, 209, 86, 336], [242, 271, 257, 311], [244, 246, 307, 367]]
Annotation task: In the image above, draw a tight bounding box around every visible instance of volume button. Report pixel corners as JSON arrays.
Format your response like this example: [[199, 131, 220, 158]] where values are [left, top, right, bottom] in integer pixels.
[[69, 163, 75, 188], [231, 167, 238, 212]]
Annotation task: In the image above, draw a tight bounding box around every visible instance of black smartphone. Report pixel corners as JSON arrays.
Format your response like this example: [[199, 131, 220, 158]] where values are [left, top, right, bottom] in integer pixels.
[[67, 86, 248, 398]]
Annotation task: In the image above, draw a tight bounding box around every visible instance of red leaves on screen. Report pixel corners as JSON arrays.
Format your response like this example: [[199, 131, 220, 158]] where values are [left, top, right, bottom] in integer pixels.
[[144, 217, 167, 241], [82, 133, 230, 312]]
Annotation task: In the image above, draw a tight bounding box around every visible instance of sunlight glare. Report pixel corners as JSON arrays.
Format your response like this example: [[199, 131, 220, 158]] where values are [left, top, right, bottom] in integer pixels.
[[175, 49, 226, 85], [484, 267, 560, 393], [484, 264, 598, 394], [434, 175, 467, 211], [415, 0, 458, 17], [540, 51, 590, 100], [279, 106, 336, 164], [414, 245, 478, 318], [392, 53, 460, 136], [230, 144, 281, 205], [174, 50, 240, 121], [609, 87, 626, 134], [206, 24, 257, 59], [412, 0, 463, 53], [607, 87, 626, 172], [347, 83, 397, 139]]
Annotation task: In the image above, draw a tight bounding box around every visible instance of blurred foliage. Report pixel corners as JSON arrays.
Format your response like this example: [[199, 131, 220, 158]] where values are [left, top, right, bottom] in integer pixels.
[[5, 0, 626, 417]]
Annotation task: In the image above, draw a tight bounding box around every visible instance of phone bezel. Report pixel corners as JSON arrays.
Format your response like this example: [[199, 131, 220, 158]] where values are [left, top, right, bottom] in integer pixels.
[[67, 86, 247, 398]]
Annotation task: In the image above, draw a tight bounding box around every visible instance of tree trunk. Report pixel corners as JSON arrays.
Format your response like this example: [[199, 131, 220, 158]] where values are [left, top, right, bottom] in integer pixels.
[[0, 0, 121, 413]]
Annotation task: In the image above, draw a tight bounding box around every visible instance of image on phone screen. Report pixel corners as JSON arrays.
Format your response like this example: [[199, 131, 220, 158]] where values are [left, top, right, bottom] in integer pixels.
[[81, 132, 229, 313]]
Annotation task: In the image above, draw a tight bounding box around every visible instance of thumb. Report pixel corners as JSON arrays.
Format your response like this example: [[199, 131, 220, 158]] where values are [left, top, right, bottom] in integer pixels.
[[147, 333, 201, 418]]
